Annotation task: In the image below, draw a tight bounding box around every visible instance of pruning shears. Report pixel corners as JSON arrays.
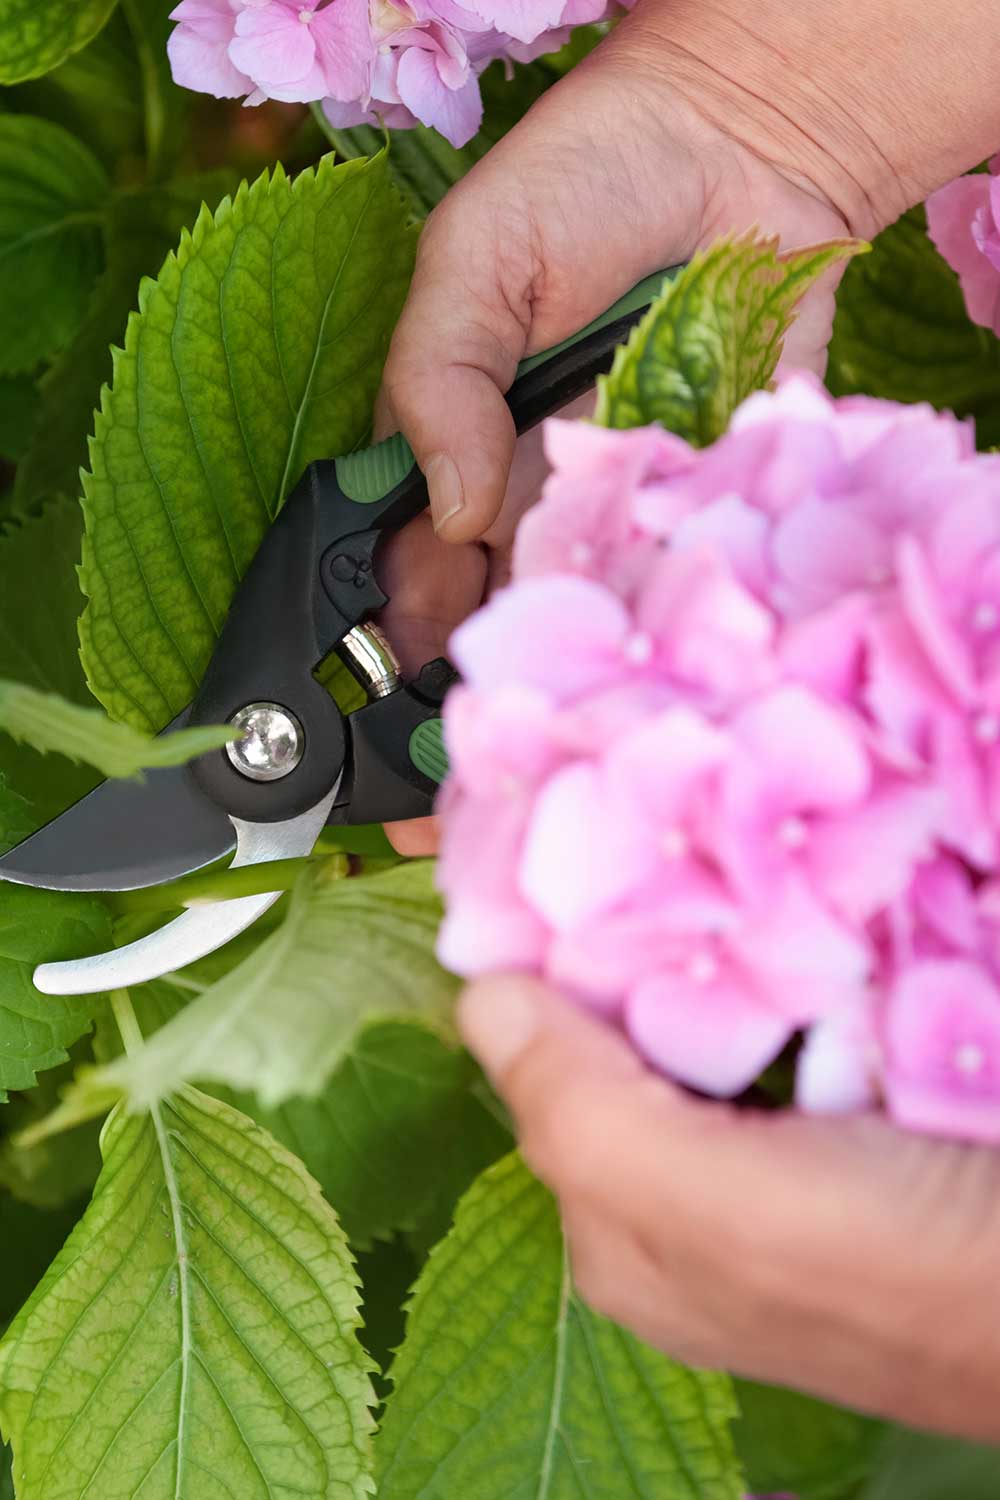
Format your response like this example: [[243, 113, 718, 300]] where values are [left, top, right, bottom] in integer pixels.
[[0, 267, 679, 996]]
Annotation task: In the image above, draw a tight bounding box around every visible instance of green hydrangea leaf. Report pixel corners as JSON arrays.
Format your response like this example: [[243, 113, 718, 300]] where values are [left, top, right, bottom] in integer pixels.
[[0, 116, 109, 372], [0, 963, 96, 1102], [376, 1152, 744, 1500], [0, 0, 119, 84], [0, 1192, 87, 1329], [79, 151, 417, 731], [232, 1019, 511, 1251], [0, 1086, 376, 1498], [12, 173, 235, 514], [0, 777, 33, 856], [0, 885, 109, 967], [0, 889, 109, 1101], [861, 1428, 1000, 1500], [0, 679, 234, 777], [0, 377, 39, 463], [595, 232, 866, 444], [0, 1049, 102, 1209], [0, 500, 99, 827], [0, 1442, 10, 1500], [733, 1380, 884, 1500], [95, 860, 458, 1109], [827, 206, 1000, 448]]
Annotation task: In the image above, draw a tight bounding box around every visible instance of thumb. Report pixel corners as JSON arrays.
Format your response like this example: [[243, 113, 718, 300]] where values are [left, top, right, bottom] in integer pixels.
[[380, 29, 709, 542]]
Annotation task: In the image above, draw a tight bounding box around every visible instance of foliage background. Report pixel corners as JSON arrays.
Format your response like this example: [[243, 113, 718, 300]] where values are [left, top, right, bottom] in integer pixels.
[[0, 2, 998, 1497]]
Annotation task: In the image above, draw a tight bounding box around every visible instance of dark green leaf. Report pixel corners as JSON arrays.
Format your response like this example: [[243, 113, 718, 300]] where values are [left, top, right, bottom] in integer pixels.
[[0, 962, 96, 1101], [0, 1441, 10, 1500], [355, 1235, 420, 1405], [3, 12, 144, 170], [733, 1380, 884, 1500], [596, 233, 865, 444], [0, 116, 109, 372], [861, 1427, 1000, 1500], [827, 207, 1000, 448], [79, 152, 417, 730], [13, 172, 235, 514], [377, 1152, 744, 1500], [0, 1050, 102, 1209], [0, 0, 119, 84], [0, 776, 33, 855], [235, 1019, 511, 1250], [0, 500, 100, 826], [120, 0, 190, 178], [0, 885, 109, 967], [0, 1191, 85, 1327], [0, 378, 38, 463]]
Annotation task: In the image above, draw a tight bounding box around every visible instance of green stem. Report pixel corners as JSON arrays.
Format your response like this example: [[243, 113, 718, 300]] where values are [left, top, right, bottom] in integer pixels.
[[110, 988, 144, 1055], [109, 856, 321, 915], [122, 0, 171, 180]]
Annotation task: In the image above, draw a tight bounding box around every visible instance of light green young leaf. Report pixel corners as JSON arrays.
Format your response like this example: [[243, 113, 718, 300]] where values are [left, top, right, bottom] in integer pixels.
[[80, 151, 418, 731], [0, 1086, 376, 1499], [232, 1019, 511, 1250], [828, 206, 1000, 448], [12, 173, 236, 512], [100, 860, 457, 1109], [377, 1152, 744, 1500], [733, 1380, 883, 1500], [0, 500, 99, 826], [0, 0, 119, 84], [0, 116, 109, 372], [595, 232, 866, 444], [0, 680, 234, 778]]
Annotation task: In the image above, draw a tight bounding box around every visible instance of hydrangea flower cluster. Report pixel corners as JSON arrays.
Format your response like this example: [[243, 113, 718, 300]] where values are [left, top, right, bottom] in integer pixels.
[[438, 374, 1000, 1142], [927, 157, 1000, 337], [168, 0, 625, 146]]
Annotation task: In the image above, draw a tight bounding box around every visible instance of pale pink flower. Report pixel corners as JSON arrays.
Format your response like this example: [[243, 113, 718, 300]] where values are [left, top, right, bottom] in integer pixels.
[[927, 160, 1000, 338], [167, 0, 253, 96], [229, 0, 371, 103]]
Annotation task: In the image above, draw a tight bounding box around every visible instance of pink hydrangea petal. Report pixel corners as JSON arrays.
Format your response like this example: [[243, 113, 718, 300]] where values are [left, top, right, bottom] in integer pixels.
[[780, 593, 870, 700], [884, 960, 1000, 1142], [896, 535, 977, 705], [168, 22, 252, 94], [796, 1000, 879, 1114], [519, 763, 649, 929], [627, 968, 792, 1096], [450, 574, 629, 701], [730, 685, 871, 810], [927, 174, 1000, 336], [465, 0, 564, 43], [807, 782, 943, 922], [230, 3, 318, 87], [733, 878, 872, 1020], [770, 498, 889, 616], [312, 0, 374, 99], [668, 493, 771, 596], [395, 42, 483, 146]]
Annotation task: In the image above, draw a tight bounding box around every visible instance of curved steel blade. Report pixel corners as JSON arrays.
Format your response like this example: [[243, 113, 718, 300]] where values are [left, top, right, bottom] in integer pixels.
[[0, 728, 235, 893], [33, 782, 340, 996]]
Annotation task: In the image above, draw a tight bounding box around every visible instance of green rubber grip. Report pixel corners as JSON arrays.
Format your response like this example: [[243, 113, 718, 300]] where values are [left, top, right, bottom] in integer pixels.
[[333, 266, 677, 506], [408, 717, 449, 783]]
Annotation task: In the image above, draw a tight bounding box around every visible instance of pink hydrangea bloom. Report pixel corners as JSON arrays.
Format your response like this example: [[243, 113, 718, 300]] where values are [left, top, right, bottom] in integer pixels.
[[438, 373, 1000, 1142], [927, 158, 1000, 337], [168, 0, 632, 147]]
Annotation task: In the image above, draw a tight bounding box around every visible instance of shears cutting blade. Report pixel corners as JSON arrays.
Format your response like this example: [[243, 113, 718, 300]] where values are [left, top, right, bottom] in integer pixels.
[[0, 266, 681, 994]]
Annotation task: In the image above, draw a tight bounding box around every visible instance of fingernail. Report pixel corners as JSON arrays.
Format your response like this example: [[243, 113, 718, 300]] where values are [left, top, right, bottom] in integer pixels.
[[459, 978, 542, 1080], [426, 452, 464, 533]]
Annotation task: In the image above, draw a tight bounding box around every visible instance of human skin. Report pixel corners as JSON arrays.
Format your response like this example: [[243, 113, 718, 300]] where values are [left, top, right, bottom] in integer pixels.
[[377, 0, 1000, 1433]]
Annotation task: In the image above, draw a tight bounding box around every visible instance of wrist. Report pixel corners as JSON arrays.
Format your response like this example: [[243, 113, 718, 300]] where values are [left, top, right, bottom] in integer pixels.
[[612, 0, 1000, 240]]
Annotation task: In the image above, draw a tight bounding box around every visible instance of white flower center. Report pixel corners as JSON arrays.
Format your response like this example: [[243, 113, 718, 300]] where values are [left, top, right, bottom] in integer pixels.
[[777, 814, 809, 849], [974, 601, 999, 632], [569, 541, 594, 568], [299, 7, 314, 20], [954, 1041, 986, 1076], [687, 951, 718, 985], [973, 712, 1000, 744], [660, 826, 689, 860], [623, 631, 653, 666]]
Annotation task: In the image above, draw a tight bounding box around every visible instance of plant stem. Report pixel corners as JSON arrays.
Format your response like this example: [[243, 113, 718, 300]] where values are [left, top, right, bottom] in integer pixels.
[[110, 988, 144, 1056], [109, 856, 320, 915]]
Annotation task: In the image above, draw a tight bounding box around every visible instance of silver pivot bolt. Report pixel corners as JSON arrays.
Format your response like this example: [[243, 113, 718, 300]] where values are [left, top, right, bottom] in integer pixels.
[[226, 702, 305, 782]]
